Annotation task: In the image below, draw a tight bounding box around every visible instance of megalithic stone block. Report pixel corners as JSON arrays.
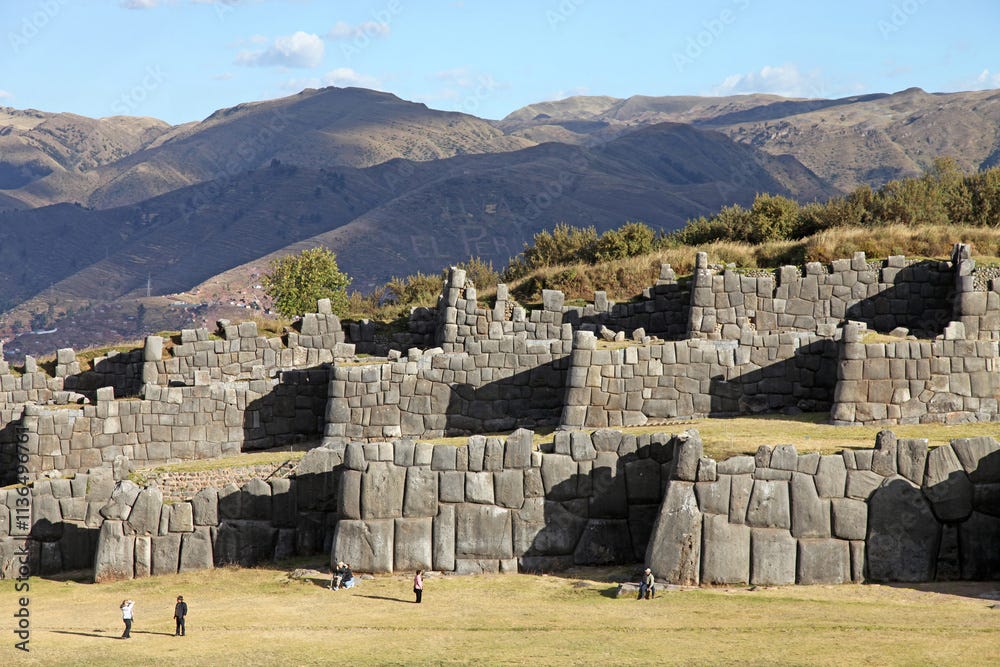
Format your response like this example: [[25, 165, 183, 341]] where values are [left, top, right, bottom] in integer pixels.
[[645, 481, 701, 585]]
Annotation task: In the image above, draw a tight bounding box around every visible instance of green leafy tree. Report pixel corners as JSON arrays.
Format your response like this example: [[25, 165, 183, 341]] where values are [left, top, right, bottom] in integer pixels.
[[594, 221, 657, 262], [262, 247, 351, 317]]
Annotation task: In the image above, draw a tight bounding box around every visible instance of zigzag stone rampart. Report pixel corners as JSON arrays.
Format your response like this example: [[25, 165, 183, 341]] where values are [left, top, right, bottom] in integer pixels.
[[3, 244, 1000, 584]]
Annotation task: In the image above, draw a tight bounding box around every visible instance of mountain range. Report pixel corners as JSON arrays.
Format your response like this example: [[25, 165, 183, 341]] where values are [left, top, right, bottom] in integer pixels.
[[2, 85, 999, 358]]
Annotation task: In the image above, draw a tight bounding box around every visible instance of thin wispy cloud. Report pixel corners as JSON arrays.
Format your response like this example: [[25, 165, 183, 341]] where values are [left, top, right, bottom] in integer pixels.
[[328, 20, 390, 40], [0, 89, 13, 101], [236, 31, 325, 68], [120, 0, 163, 8]]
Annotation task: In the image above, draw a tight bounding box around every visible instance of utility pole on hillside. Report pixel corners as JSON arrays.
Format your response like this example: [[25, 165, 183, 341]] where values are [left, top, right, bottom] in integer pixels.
[[146, 274, 151, 298]]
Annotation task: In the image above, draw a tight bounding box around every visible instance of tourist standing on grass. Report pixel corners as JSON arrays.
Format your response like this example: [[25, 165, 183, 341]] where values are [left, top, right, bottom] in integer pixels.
[[413, 570, 423, 604], [120, 599, 134, 639], [174, 596, 188, 636]]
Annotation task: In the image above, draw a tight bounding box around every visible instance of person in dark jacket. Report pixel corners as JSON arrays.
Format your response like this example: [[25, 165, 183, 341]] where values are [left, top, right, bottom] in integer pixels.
[[174, 595, 188, 636]]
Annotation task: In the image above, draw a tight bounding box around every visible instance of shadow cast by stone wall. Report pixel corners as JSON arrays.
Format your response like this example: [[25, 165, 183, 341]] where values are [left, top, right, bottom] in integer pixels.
[[867, 448, 1000, 582]]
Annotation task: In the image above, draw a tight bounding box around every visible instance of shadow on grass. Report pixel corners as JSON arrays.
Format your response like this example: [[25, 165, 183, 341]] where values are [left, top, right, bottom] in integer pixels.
[[51, 630, 120, 640], [356, 594, 411, 604]]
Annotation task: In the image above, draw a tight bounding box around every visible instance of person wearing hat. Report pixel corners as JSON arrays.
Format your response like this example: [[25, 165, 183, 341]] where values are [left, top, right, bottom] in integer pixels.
[[173, 596, 188, 636], [639, 568, 655, 600]]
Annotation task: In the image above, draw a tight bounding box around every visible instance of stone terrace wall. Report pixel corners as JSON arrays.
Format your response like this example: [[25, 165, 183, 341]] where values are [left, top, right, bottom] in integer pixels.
[[645, 431, 1000, 585], [146, 308, 352, 388], [5, 429, 999, 584], [436, 268, 572, 352], [560, 330, 836, 429], [330, 428, 674, 574], [831, 322, 1000, 425], [323, 338, 571, 443], [688, 252, 955, 340], [19, 368, 328, 480], [560, 264, 690, 340], [325, 269, 575, 443]]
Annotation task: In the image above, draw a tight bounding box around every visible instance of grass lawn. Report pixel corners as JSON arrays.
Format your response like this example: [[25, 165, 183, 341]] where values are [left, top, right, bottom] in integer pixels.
[[3, 565, 997, 666], [424, 413, 1000, 462]]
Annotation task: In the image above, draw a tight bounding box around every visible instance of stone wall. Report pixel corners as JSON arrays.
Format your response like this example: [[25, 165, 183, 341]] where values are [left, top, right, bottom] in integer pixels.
[[560, 330, 836, 429], [561, 264, 690, 340], [323, 269, 574, 443], [688, 252, 955, 340], [645, 430, 1000, 585], [329, 428, 673, 574], [830, 322, 1000, 425], [4, 428, 1000, 585], [19, 368, 328, 480], [146, 307, 351, 388]]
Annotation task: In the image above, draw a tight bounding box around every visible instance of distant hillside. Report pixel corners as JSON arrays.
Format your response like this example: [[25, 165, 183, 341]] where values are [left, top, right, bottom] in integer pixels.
[[502, 88, 1000, 191], [3, 85, 999, 357], [2, 87, 533, 209], [0, 121, 834, 351], [0, 107, 170, 200]]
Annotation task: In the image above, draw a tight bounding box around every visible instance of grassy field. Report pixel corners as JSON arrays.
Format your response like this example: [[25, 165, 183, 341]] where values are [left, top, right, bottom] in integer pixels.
[[2, 564, 997, 666], [426, 413, 1000, 461]]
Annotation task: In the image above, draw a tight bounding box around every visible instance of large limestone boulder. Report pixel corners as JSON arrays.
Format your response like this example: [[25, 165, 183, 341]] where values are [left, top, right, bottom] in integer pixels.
[[923, 445, 973, 522], [750, 528, 796, 585], [866, 477, 940, 582], [790, 473, 830, 538], [745, 480, 790, 529], [433, 505, 455, 572], [151, 534, 181, 576], [797, 538, 850, 584], [455, 504, 512, 560], [958, 511, 1000, 580], [191, 487, 218, 525], [572, 519, 632, 565], [179, 526, 214, 572], [394, 518, 433, 571], [93, 521, 134, 583], [332, 519, 394, 573], [403, 467, 438, 517], [645, 481, 701, 585], [701, 513, 750, 584], [361, 462, 406, 519], [214, 520, 278, 566]]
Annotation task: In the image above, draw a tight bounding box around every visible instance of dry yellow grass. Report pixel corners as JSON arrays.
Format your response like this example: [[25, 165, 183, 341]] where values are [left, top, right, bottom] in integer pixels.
[[423, 413, 1000, 461], [2, 565, 997, 666]]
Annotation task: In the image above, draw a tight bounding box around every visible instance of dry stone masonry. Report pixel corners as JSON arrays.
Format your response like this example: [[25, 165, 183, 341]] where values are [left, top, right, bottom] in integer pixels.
[[3, 244, 1000, 585]]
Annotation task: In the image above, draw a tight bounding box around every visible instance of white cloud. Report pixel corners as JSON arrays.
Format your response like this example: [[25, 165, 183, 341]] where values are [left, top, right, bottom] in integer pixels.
[[323, 67, 380, 89], [971, 69, 1000, 89], [236, 31, 325, 68], [121, 0, 163, 8], [213, 72, 235, 81], [0, 89, 13, 101], [712, 64, 830, 99], [328, 20, 390, 40]]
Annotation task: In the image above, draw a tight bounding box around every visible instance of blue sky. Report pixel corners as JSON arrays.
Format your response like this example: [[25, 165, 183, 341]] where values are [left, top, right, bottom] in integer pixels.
[[1, 0, 998, 124]]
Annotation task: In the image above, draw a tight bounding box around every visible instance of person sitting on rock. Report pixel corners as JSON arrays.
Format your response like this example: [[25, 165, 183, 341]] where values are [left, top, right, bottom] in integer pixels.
[[340, 564, 355, 589], [638, 568, 655, 600], [329, 561, 347, 590]]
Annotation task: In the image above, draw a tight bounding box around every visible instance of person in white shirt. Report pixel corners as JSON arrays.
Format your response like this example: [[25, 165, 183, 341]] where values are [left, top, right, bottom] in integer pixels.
[[120, 599, 134, 639]]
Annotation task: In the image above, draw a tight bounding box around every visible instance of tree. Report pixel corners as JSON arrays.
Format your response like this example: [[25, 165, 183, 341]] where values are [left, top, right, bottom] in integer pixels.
[[262, 247, 351, 318]]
